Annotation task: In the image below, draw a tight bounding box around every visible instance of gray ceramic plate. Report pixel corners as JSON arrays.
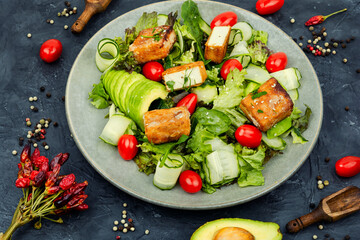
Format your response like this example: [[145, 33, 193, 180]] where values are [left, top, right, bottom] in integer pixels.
[[65, 0, 323, 210]]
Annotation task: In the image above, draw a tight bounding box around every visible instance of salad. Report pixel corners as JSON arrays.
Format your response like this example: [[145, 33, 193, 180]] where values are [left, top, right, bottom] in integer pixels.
[[89, 0, 311, 194]]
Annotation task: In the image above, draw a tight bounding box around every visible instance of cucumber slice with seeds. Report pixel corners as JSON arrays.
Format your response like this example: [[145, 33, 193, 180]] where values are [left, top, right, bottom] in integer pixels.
[[95, 38, 120, 72], [270, 68, 301, 90], [244, 64, 271, 84], [232, 22, 253, 42]]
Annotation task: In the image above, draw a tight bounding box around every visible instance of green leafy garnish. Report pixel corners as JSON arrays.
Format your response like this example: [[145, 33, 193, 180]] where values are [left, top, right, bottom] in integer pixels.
[[252, 91, 267, 99], [88, 82, 110, 109], [257, 109, 264, 113], [167, 81, 175, 92]]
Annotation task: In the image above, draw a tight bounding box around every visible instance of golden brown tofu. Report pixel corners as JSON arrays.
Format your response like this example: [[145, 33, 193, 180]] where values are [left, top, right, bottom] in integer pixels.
[[205, 26, 231, 63], [162, 61, 207, 92], [144, 106, 191, 144], [240, 78, 293, 132], [129, 25, 176, 64]]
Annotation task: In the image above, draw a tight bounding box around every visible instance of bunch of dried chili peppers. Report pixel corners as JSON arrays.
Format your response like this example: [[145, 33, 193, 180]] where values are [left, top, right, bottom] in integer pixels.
[[0, 145, 89, 240]]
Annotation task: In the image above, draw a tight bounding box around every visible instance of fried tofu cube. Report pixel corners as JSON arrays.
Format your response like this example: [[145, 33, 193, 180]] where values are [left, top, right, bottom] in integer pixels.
[[162, 61, 207, 92], [144, 106, 191, 144], [240, 78, 293, 132], [129, 25, 176, 64], [205, 26, 231, 63]]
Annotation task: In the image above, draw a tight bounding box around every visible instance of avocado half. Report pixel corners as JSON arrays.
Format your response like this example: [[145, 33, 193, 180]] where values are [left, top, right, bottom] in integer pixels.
[[191, 218, 282, 240]]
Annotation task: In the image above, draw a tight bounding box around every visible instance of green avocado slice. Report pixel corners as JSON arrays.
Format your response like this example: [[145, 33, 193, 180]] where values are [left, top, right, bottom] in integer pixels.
[[109, 71, 128, 111], [119, 74, 144, 113], [190, 218, 282, 240]]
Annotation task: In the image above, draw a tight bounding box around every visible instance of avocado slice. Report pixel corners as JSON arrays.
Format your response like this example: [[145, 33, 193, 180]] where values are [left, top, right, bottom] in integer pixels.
[[109, 71, 128, 111], [191, 218, 282, 240]]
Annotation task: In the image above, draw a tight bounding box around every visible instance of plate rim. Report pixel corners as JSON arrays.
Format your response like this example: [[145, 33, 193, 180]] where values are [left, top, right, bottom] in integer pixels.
[[65, 0, 323, 210]]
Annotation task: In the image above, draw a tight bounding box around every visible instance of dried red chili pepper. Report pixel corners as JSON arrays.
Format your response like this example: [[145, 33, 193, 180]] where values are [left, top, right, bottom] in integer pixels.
[[59, 174, 75, 190], [27, 193, 32, 201], [50, 153, 63, 170], [15, 178, 30, 188], [20, 145, 31, 163], [23, 158, 33, 178], [45, 186, 60, 195], [54, 181, 88, 207], [40, 161, 49, 172], [33, 156, 49, 168], [74, 203, 89, 211], [33, 171, 46, 187], [45, 164, 61, 187], [305, 8, 347, 26], [30, 170, 39, 180], [66, 194, 88, 209], [31, 148, 40, 162], [59, 153, 70, 165]]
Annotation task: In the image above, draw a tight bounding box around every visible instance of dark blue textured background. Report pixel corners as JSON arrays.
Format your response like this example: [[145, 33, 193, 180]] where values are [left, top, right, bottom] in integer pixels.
[[0, 0, 359, 239]]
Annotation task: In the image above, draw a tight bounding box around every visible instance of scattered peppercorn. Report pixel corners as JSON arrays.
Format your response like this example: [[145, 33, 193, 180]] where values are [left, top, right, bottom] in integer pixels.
[[64, 25, 69, 30], [32, 107, 39, 112], [290, 18, 295, 24], [356, 69, 360, 73], [324, 180, 329, 186], [46, 93, 51, 98], [316, 175, 322, 181], [116, 236, 121, 240], [12, 150, 18, 156], [318, 224, 324, 230], [53, 122, 59, 127], [42, 141, 47, 147], [46, 19, 51, 23], [123, 203, 127, 207], [325, 234, 330, 238], [40, 86, 45, 92], [313, 234, 318, 239], [309, 26, 314, 31], [309, 203, 316, 208], [345, 106, 349, 111], [343, 58, 347, 63], [27, 33, 32, 38], [145, 229, 150, 235], [344, 235, 350, 240], [112, 226, 118, 232], [65, 1, 71, 7], [341, 43, 346, 48], [62, 96, 65, 102], [325, 157, 330, 162], [312, 31, 317, 36], [50, 19, 54, 24], [293, 38, 297, 42]]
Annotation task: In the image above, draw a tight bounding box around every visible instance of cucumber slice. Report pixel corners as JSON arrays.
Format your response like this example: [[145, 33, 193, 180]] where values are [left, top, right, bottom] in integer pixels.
[[267, 117, 292, 139], [244, 81, 260, 96], [153, 154, 184, 190], [198, 17, 211, 35], [261, 133, 286, 150], [270, 68, 301, 91], [99, 114, 133, 146], [230, 41, 249, 57], [95, 38, 120, 72], [191, 84, 218, 104], [244, 64, 271, 84], [241, 56, 251, 68], [287, 89, 299, 101], [228, 30, 243, 46], [205, 151, 225, 185], [157, 14, 168, 26], [290, 128, 308, 144], [232, 22, 253, 42]]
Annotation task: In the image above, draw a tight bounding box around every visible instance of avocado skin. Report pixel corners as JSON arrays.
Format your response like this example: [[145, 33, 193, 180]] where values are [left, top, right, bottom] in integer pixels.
[[190, 218, 282, 240]]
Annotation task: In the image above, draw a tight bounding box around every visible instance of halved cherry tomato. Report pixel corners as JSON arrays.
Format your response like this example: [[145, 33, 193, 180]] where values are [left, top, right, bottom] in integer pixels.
[[176, 93, 197, 115], [335, 156, 360, 178], [210, 12, 238, 29], [235, 125, 262, 148], [142, 61, 164, 81], [179, 170, 202, 193], [39, 39, 63, 63], [265, 52, 288, 73], [117, 135, 138, 160], [256, 0, 285, 15], [220, 59, 243, 80]]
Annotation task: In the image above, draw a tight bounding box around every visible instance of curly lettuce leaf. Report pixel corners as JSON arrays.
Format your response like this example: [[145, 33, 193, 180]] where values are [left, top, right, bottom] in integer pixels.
[[134, 152, 160, 175], [88, 82, 110, 109], [252, 30, 268, 45], [248, 40, 272, 65]]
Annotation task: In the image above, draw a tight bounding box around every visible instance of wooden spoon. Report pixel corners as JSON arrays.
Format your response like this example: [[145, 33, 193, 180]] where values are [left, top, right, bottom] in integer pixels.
[[286, 186, 360, 233], [71, 0, 113, 33]]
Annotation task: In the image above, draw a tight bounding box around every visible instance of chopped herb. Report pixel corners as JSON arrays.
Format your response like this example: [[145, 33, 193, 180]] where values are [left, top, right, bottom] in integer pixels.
[[251, 87, 260, 95], [141, 27, 164, 42], [167, 81, 175, 92], [182, 69, 193, 92], [257, 109, 264, 113], [252, 91, 267, 99]]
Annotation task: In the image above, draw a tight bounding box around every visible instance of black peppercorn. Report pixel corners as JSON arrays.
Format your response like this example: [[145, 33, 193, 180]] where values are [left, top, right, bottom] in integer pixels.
[[345, 106, 350, 111], [344, 235, 350, 240], [351, 36, 355, 41], [47, 118, 52, 123], [316, 175, 322, 181], [309, 203, 316, 208], [42, 141, 47, 147], [346, 39, 351, 43], [325, 234, 330, 238], [341, 43, 346, 48], [32, 107, 39, 112], [46, 93, 51, 98], [62, 96, 65, 102], [356, 69, 360, 73], [65, 1, 71, 7], [53, 122, 59, 127], [325, 157, 330, 163], [293, 38, 297, 42]]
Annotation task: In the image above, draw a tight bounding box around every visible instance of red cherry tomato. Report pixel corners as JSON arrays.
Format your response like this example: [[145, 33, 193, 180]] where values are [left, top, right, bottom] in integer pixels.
[[256, 0, 285, 15], [117, 135, 138, 160], [335, 156, 360, 178], [142, 61, 164, 81], [210, 11, 238, 29], [220, 59, 243, 80], [39, 39, 63, 63], [235, 125, 262, 148], [265, 52, 288, 73], [179, 170, 202, 193], [176, 93, 198, 115]]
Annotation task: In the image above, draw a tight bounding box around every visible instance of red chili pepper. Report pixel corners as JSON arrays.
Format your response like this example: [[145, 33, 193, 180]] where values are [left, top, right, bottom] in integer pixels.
[[45, 164, 61, 187], [59, 174, 76, 190], [31, 148, 40, 162], [50, 153, 63, 170], [40, 161, 49, 172], [45, 186, 60, 195], [74, 203, 89, 211], [66, 194, 88, 209], [54, 181, 88, 207], [33, 171, 46, 187], [23, 158, 33, 178], [30, 170, 39, 180], [20, 145, 31, 163], [27, 193, 32, 201], [305, 8, 347, 26], [59, 153, 70, 165], [15, 178, 30, 188], [33, 156, 49, 168]]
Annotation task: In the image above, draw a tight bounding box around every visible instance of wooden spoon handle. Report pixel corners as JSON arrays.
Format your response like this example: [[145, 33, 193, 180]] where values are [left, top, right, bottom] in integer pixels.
[[71, 4, 97, 33], [286, 206, 327, 233]]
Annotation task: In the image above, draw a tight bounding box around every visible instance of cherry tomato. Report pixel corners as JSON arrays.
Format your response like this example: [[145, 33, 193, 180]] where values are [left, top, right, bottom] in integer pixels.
[[39, 39, 63, 63], [235, 125, 262, 148], [179, 170, 202, 193], [335, 156, 360, 178], [220, 59, 243, 80], [265, 52, 288, 73], [142, 61, 164, 81], [210, 12, 238, 29], [256, 0, 285, 15], [176, 93, 198, 115], [117, 135, 138, 160]]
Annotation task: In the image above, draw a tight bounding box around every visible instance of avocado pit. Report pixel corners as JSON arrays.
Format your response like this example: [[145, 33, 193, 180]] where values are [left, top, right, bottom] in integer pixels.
[[214, 227, 255, 240]]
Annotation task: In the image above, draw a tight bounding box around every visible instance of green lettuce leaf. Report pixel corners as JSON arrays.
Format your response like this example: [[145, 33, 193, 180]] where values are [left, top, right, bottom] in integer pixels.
[[135, 12, 158, 35], [241, 145, 266, 170], [292, 105, 312, 133], [186, 125, 215, 153], [252, 30, 268, 45], [206, 67, 223, 85], [237, 165, 264, 187], [191, 108, 231, 135], [248, 40, 272, 65], [88, 82, 110, 109], [181, 0, 203, 44], [133, 152, 160, 175], [213, 68, 246, 109]]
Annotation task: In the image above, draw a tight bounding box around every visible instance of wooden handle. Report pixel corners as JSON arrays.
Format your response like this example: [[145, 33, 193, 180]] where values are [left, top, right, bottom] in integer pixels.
[[71, 4, 97, 33], [286, 206, 328, 233]]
